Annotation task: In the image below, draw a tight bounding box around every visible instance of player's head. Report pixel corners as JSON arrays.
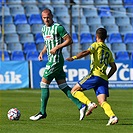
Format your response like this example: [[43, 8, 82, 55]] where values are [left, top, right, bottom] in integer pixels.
[[96, 28, 107, 42], [42, 8, 54, 26]]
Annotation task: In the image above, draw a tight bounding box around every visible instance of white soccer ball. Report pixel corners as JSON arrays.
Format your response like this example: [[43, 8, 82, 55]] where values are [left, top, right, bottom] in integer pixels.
[[7, 108, 21, 120]]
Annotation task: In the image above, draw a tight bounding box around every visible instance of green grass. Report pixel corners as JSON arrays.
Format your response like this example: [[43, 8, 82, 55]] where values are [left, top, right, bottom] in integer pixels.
[[0, 89, 133, 133]]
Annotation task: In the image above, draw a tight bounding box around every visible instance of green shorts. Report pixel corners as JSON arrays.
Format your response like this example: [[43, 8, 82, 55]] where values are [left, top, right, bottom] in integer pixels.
[[43, 62, 66, 82]]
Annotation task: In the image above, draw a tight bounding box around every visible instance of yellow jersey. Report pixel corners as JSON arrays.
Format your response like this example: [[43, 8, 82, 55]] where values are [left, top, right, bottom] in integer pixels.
[[88, 42, 114, 81]]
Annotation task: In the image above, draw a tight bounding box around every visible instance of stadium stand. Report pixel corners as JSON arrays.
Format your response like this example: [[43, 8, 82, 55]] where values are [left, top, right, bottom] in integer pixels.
[[26, 51, 39, 61], [14, 14, 28, 25], [0, 50, 10, 61], [115, 51, 130, 60], [11, 50, 25, 61], [7, 42, 22, 53], [0, 0, 133, 60]]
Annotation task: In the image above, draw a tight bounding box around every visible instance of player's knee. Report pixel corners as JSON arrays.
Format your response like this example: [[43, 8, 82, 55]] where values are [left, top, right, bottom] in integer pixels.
[[40, 82, 49, 88], [58, 83, 68, 90]]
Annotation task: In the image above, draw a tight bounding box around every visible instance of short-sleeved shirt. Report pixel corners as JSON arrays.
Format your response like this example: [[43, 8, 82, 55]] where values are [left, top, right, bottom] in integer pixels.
[[88, 42, 114, 81], [41, 23, 68, 81]]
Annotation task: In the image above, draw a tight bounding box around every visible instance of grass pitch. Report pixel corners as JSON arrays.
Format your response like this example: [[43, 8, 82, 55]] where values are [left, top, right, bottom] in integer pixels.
[[0, 89, 132, 133]]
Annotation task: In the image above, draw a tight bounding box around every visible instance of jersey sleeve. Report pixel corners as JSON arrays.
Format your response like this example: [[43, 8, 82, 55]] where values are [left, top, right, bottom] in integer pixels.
[[57, 25, 68, 38], [88, 43, 96, 54]]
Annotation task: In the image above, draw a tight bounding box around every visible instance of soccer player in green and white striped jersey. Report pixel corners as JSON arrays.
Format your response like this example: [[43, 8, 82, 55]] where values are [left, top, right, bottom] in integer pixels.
[[30, 8, 86, 121]]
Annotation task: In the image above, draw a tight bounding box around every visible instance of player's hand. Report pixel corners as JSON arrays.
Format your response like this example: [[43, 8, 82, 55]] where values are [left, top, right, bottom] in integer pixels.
[[38, 53, 43, 61], [66, 57, 74, 61], [50, 47, 58, 54]]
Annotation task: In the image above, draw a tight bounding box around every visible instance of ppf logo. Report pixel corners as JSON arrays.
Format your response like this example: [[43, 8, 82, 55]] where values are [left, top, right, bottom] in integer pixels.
[[0, 71, 22, 84]]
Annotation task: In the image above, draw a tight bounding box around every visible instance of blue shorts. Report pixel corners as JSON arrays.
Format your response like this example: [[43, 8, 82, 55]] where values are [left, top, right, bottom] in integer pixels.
[[78, 75, 109, 97]]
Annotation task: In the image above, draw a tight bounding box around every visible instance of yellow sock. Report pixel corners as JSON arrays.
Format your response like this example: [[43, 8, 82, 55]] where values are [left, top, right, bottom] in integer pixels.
[[101, 101, 115, 117], [72, 91, 91, 105]]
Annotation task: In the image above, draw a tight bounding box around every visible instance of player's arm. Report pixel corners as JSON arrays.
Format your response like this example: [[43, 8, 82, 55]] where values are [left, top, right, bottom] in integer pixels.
[[38, 45, 47, 61], [66, 49, 91, 61], [107, 62, 117, 79]]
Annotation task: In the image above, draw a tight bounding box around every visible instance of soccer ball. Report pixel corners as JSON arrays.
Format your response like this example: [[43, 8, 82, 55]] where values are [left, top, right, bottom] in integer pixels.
[[7, 108, 21, 120]]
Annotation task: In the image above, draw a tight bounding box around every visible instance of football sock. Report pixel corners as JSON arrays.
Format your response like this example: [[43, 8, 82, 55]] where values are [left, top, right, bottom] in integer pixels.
[[72, 91, 91, 105], [40, 88, 49, 114], [61, 86, 82, 109], [101, 101, 115, 117]]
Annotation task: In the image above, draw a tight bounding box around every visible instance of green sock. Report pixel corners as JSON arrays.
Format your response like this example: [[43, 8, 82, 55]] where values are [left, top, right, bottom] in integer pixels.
[[61, 86, 82, 109], [40, 88, 49, 114]]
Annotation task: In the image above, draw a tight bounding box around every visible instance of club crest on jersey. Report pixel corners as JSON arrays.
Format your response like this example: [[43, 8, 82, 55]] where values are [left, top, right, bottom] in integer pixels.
[[44, 35, 53, 41]]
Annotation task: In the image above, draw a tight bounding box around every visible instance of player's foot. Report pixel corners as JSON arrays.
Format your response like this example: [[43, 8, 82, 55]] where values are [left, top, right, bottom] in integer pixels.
[[86, 102, 97, 116], [29, 112, 47, 121], [79, 104, 87, 120], [106, 116, 118, 126]]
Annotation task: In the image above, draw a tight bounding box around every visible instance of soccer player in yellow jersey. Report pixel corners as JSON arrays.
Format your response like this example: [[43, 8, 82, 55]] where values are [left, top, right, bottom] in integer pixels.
[[66, 28, 118, 126]]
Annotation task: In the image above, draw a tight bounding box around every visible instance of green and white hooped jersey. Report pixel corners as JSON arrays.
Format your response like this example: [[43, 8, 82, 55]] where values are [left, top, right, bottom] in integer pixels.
[[42, 22, 68, 64]]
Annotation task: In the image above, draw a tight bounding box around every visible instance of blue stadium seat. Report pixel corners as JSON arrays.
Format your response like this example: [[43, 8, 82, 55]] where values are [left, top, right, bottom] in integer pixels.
[[123, 0, 133, 7], [131, 52, 133, 59], [72, 5, 83, 17], [35, 33, 44, 44], [101, 16, 115, 26], [130, 17, 133, 25], [26, 51, 39, 61], [86, 16, 101, 26], [42, 53, 48, 61], [98, 6, 111, 17], [57, 16, 70, 25], [126, 43, 133, 53], [7, 0, 22, 5], [83, 7, 98, 17], [28, 14, 42, 25], [81, 0, 94, 5], [5, 33, 19, 43], [16, 24, 31, 34], [0, 43, 7, 51], [63, 24, 75, 33], [11, 50, 25, 61], [0, 50, 10, 61], [94, 0, 108, 6], [54, 5, 69, 17], [111, 43, 127, 53], [126, 7, 133, 17], [124, 33, 133, 44], [4, 24, 16, 34], [80, 33, 93, 44], [111, 7, 127, 17], [75, 24, 90, 34], [20, 33, 34, 44], [72, 16, 87, 26], [115, 16, 130, 26], [104, 24, 119, 35], [38, 0, 51, 4], [0, 6, 10, 16], [108, 33, 122, 44], [72, 33, 78, 43], [10, 5, 25, 17], [115, 51, 130, 60], [25, 5, 40, 17], [23, 42, 37, 54], [31, 24, 43, 34], [0, 15, 13, 24], [7, 42, 22, 53], [14, 14, 28, 25], [21, 0, 37, 5], [51, 0, 65, 4], [108, 0, 123, 6], [37, 43, 44, 52], [119, 25, 133, 35]]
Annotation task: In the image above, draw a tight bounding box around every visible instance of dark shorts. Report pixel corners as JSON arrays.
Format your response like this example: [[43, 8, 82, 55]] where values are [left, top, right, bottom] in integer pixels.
[[43, 62, 66, 82], [78, 75, 109, 97]]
